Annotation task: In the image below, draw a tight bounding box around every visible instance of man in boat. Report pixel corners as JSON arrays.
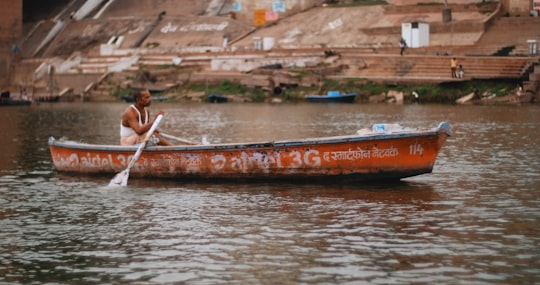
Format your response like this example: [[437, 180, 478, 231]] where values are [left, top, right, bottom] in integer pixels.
[[120, 89, 173, 146]]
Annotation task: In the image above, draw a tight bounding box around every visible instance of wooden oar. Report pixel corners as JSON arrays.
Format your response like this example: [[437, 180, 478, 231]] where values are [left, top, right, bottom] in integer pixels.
[[161, 133, 198, 145], [109, 114, 163, 187]]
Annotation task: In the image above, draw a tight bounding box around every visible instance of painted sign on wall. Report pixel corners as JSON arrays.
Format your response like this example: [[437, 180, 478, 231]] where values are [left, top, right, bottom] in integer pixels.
[[266, 11, 279, 21], [273, 1, 286, 12], [254, 9, 266, 26]]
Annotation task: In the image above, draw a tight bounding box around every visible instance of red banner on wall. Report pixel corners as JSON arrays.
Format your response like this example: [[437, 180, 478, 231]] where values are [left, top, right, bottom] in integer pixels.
[[266, 11, 279, 21]]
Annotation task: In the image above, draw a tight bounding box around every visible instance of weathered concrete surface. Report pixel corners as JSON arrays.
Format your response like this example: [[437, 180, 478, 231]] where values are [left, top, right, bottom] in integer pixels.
[[29, 2, 497, 58], [9, 1, 540, 102]]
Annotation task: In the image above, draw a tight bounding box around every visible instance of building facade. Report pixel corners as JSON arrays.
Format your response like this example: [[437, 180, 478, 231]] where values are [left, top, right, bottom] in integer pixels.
[[500, 0, 537, 16]]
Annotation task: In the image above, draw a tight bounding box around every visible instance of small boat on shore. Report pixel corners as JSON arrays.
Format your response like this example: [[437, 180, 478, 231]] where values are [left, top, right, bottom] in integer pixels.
[[0, 98, 32, 106], [207, 93, 228, 103], [49, 122, 450, 182], [0, 91, 31, 106], [305, 91, 356, 103]]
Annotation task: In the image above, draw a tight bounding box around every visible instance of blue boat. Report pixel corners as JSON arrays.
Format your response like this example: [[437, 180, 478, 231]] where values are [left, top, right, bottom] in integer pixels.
[[305, 91, 356, 103]]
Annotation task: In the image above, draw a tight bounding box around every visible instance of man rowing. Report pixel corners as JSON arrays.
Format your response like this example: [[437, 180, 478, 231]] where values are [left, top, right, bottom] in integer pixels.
[[120, 89, 173, 146]]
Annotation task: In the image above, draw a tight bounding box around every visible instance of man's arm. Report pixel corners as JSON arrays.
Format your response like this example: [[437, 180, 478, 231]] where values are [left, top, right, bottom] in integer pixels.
[[123, 109, 151, 135], [123, 109, 165, 135]]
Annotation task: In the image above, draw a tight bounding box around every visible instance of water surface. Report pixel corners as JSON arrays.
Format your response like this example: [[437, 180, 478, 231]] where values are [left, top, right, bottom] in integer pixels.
[[0, 102, 538, 284]]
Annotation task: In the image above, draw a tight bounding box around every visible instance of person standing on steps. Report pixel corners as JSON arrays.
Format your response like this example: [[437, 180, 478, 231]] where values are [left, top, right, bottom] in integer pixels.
[[514, 84, 523, 101], [457, 64, 465, 78], [450, 57, 458, 78], [120, 89, 173, 146], [223, 35, 228, 51], [399, 38, 407, 56]]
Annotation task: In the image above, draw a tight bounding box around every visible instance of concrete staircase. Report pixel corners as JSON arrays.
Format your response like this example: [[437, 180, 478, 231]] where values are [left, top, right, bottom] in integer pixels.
[[14, 46, 540, 101], [66, 50, 539, 97], [337, 53, 535, 83], [81, 72, 130, 101], [523, 63, 540, 95]]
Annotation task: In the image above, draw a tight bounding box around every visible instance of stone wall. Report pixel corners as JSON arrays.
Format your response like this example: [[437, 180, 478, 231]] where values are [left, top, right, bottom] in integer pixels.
[[99, 0, 209, 18], [500, 0, 534, 16], [232, 0, 323, 26], [0, 0, 22, 87]]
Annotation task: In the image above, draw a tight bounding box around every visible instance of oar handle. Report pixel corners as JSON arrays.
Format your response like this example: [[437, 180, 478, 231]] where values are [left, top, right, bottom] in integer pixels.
[[144, 114, 163, 142], [161, 133, 198, 145]]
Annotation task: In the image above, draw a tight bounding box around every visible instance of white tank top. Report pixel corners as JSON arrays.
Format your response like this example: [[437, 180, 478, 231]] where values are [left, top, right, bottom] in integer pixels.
[[120, 105, 148, 137]]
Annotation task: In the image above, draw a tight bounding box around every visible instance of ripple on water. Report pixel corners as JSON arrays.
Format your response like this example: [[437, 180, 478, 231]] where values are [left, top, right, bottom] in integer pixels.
[[1, 105, 540, 284]]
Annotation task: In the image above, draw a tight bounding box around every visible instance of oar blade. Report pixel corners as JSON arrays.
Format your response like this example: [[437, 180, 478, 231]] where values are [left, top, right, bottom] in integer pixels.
[[109, 169, 129, 187]]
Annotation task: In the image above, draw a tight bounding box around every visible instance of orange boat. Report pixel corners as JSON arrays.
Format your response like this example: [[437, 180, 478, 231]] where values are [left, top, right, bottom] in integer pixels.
[[48, 122, 450, 182]]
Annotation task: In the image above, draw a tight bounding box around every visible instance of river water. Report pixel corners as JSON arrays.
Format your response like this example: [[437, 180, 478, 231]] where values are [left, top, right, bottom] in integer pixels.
[[0, 102, 538, 284]]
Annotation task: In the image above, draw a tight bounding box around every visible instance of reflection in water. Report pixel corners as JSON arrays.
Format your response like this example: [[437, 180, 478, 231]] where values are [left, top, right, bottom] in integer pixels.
[[0, 103, 539, 284], [0, 116, 21, 172]]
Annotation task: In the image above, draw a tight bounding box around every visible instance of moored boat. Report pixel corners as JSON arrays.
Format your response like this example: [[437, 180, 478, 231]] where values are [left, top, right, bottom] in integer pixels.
[[207, 93, 228, 103], [48, 122, 451, 182], [0, 98, 32, 106], [305, 91, 356, 103], [1, 90, 32, 106]]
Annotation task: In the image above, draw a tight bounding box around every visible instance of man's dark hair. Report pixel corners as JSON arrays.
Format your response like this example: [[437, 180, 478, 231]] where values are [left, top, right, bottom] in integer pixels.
[[132, 89, 144, 102]]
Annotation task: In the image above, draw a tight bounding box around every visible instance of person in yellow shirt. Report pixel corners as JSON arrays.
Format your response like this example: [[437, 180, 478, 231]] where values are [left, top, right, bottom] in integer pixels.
[[450, 57, 458, 78]]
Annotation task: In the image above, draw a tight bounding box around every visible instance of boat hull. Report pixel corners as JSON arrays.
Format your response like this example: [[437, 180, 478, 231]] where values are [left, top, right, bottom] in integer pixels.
[[49, 123, 450, 182], [207, 93, 228, 103], [0, 99, 32, 106]]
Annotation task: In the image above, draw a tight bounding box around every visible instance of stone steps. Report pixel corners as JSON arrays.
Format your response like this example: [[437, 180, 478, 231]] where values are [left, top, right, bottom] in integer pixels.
[[344, 54, 535, 80], [30, 48, 539, 100]]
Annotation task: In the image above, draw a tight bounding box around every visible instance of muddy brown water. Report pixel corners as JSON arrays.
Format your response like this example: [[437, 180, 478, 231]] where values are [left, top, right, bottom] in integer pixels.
[[0, 102, 538, 284]]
